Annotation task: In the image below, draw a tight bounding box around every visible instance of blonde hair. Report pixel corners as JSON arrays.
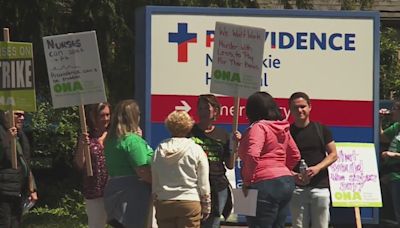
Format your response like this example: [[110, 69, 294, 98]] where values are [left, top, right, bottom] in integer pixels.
[[108, 99, 140, 138], [165, 111, 194, 137]]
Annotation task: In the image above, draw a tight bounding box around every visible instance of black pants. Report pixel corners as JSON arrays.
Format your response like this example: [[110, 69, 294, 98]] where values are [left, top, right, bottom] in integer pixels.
[[0, 195, 22, 228]]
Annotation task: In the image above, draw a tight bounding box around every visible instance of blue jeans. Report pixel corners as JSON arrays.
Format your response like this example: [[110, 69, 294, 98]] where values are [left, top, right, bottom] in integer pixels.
[[201, 188, 228, 228], [289, 187, 331, 228], [246, 176, 295, 228], [390, 180, 400, 224]]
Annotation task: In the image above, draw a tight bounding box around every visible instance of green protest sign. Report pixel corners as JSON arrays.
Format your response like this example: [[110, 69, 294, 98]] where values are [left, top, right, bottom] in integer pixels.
[[0, 41, 36, 111]]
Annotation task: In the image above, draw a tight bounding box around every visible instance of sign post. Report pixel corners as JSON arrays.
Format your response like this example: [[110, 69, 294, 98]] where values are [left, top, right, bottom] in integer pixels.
[[2, 28, 16, 169], [43, 31, 107, 176]]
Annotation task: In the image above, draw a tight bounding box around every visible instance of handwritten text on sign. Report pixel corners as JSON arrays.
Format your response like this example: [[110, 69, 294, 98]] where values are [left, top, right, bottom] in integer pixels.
[[43, 31, 106, 108], [210, 22, 265, 98], [328, 143, 382, 207]]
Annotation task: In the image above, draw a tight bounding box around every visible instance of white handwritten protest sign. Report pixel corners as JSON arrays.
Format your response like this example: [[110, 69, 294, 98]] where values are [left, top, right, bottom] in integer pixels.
[[328, 143, 382, 207], [43, 31, 106, 108], [210, 22, 265, 98]]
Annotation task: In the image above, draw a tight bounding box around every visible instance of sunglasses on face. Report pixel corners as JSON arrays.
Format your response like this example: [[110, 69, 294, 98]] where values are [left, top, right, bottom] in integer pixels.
[[14, 112, 25, 117]]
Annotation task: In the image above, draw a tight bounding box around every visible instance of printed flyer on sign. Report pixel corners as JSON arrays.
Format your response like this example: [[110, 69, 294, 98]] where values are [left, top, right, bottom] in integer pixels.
[[42, 31, 106, 108], [328, 143, 382, 207], [0, 41, 36, 111]]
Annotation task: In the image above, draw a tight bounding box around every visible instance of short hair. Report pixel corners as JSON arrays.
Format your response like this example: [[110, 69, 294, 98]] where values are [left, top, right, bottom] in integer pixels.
[[198, 94, 221, 118], [246, 92, 282, 123], [289, 92, 311, 106], [165, 111, 194, 137], [108, 99, 140, 138]]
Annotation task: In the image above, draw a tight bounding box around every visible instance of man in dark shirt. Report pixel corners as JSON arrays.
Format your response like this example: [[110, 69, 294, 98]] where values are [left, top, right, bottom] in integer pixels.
[[288, 92, 338, 228], [191, 94, 235, 227]]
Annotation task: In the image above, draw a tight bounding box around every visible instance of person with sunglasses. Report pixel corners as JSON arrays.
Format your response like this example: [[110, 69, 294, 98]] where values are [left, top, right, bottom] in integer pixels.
[[0, 110, 38, 227]]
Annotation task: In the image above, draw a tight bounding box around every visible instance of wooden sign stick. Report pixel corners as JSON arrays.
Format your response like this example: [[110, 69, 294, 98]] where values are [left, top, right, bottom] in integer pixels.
[[3, 28, 17, 169], [79, 105, 93, 176], [232, 96, 240, 153], [355, 207, 362, 228]]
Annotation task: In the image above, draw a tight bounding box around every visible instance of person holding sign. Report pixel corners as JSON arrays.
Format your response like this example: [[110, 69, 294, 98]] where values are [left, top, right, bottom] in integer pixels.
[[380, 100, 400, 224], [190, 94, 235, 228], [0, 110, 38, 227], [103, 99, 153, 228], [152, 110, 211, 227], [238, 92, 300, 228], [288, 92, 338, 228], [74, 102, 110, 228]]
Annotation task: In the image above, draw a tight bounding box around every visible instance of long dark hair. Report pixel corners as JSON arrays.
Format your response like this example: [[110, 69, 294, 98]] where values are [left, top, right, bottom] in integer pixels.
[[246, 92, 282, 123]]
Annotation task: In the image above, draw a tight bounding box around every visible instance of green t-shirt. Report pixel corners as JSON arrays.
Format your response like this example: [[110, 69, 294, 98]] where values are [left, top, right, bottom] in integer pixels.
[[383, 122, 400, 180], [104, 133, 153, 177]]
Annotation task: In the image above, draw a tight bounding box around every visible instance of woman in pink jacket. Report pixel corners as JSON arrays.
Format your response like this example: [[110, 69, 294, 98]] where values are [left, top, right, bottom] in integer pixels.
[[238, 92, 301, 228]]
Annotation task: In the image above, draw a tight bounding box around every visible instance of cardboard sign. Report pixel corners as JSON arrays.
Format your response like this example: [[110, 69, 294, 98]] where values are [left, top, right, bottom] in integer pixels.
[[329, 143, 382, 207], [0, 41, 36, 111], [210, 22, 265, 98], [43, 31, 106, 108]]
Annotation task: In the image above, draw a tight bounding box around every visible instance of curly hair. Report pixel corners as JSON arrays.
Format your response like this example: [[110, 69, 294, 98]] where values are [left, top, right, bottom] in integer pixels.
[[165, 110, 194, 137]]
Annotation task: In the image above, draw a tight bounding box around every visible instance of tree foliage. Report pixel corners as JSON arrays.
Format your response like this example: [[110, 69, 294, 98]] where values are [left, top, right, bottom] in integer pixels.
[[380, 27, 400, 99], [341, 0, 374, 10], [278, 0, 373, 10]]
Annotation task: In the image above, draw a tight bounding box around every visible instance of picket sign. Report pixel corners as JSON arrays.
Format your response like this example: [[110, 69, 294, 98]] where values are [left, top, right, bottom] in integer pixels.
[[43, 31, 107, 176], [328, 143, 383, 228], [210, 22, 265, 153]]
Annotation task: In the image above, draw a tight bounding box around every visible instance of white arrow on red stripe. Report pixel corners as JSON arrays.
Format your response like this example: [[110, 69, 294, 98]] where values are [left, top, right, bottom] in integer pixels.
[[175, 100, 191, 112]]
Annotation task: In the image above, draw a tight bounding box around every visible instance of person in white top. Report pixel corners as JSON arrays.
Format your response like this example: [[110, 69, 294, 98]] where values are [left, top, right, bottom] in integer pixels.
[[152, 110, 211, 228]]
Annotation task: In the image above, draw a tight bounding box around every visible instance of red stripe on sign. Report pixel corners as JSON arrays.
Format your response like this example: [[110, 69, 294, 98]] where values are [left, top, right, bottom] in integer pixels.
[[151, 95, 373, 127]]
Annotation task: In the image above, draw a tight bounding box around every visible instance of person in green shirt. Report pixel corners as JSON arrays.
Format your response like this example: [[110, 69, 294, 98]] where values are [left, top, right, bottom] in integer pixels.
[[103, 99, 153, 228], [380, 100, 400, 225]]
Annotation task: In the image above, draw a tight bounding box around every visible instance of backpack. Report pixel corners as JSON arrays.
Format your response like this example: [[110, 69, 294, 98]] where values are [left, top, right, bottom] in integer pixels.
[[313, 122, 325, 148]]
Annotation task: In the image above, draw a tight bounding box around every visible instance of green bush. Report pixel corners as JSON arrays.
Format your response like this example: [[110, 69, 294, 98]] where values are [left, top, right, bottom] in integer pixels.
[[29, 101, 80, 169], [22, 190, 87, 228], [22, 100, 86, 227]]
